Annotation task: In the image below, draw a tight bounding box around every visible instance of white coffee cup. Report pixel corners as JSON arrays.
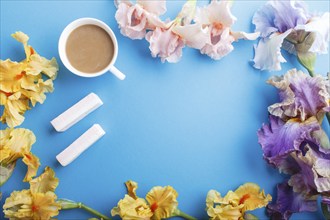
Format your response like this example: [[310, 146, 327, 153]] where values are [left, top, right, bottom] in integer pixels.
[[58, 18, 125, 80]]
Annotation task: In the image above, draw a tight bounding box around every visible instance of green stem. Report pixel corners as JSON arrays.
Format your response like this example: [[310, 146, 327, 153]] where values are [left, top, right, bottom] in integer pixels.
[[58, 199, 111, 220], [80, 203, 111, 220], [172, 209, 197, 220]]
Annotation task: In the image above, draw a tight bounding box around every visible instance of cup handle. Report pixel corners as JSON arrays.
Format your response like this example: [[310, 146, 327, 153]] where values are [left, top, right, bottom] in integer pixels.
[[109, 66, 126, 80]]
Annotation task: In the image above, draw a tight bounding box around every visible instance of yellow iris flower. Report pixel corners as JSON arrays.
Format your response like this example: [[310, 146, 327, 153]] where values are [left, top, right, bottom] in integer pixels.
[[0, 31, 58, 127], [146, 186, 179, 220], [3, 167, 61, 220], [234, 183, 272, 212], [206, 183, 272, 220], [111, 195, 153, 219], [0, 127, 40, 182], [112, 180, 179, 220], [111, 180, 153, 219]]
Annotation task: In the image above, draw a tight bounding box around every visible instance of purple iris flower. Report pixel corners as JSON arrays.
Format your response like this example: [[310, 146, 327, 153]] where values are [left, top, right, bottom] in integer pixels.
[[258, 68, 330, 219], [252, 0, 330, 71], [267, 181, 317, 220], [257, 115, 320, 166], [253, 0, 309, 38], [267, 69, 330, 122]]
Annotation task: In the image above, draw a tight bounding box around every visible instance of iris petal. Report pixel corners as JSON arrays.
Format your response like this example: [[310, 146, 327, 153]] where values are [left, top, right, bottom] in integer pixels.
[[146, 27, 185, 63], [253, 30, 292, 71], [257, 116, 320, 166], [146, 186, 178, 220], [111, 195, 152, 220], [267, 181, 317, 220], [137, 0, 166, 16], [296, 12, 330, 54], [268, 69, 330, 121]]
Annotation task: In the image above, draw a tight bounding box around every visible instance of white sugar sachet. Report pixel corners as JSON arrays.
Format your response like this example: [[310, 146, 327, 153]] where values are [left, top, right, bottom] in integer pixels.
[[56, 124, 105, 166], [51, 93, 103, 132]]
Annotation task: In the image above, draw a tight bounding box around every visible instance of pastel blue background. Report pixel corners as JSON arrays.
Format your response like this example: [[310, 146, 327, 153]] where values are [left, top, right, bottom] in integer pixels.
[[1, 0, 329, 219]]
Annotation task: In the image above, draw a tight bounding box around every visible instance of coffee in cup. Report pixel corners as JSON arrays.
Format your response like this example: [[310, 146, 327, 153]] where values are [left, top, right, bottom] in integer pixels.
[[59, 18, 125, 80]]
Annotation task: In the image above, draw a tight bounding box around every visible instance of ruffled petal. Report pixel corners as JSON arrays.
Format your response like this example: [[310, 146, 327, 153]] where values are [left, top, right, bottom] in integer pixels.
[[125, 180, 138, 199], [115, 3, 148, 39], [206, 190, 223, 209], [11, 31, 32, 59], [26, 55, 58, 79], [296, 12, 330, 54], [312, 129, 330, 155], [231, 31, 260, 41], [267, 181, 317, 220], [193, 0, 246, 61], [257, 116, 320, 166], [200, 28, 235, 60], [276, 154, 301, 175], [253, 30, 292, 71], [146, 186, 178, 219], [0, 58, 49, 95], [234, 183, 272, 212], [195, 1, 236, 26], [29, 167, 59, 193], [3, 189, 33, 219], [267, 69, 330, 121], [172, 23, 208, 50], [175, 0, 197, 25], [111, 195, 152, 220], [269, 0, 309, 33], [11, 31, 29, 45], [252, 2, 277, 37], [115, 2, 165, 40], [206, 184, 271, 220], [314, 157, 330, 178], [22, 152, 40, 182], [0, 128, 39, 183], [0, 128, 36, 157], [31, 192, 61, 219], [0, 92, 30, 128], [21, 78, 54, 106], [209, 204, 242, 220], [278, 143, 330, 197], [313, 157, 330, 193], [206, 190, 243, 220], [137, 0, 166, 16], [146, 27, 185, 63], [288, 149, 318, 197], [0, 59, 26, 93]]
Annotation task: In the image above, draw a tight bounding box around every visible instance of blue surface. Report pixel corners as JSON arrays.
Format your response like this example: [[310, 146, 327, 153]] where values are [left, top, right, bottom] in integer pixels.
[[1, 1, 329, 219]]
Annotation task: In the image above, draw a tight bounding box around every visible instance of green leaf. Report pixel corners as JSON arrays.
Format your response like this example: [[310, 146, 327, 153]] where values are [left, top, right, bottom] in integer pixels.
[[322, 202, 330, 220], [0, 162, 16, 186], [297, 51, 316, 77]]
